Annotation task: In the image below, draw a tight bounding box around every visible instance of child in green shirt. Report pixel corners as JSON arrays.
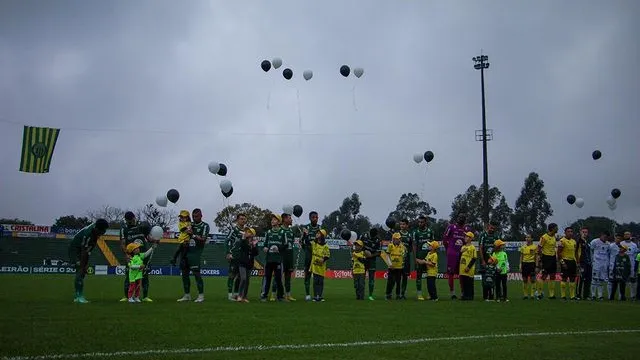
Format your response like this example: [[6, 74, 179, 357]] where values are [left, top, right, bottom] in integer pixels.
[[491, 239, 509, 302], [126, 242, 155, 303]]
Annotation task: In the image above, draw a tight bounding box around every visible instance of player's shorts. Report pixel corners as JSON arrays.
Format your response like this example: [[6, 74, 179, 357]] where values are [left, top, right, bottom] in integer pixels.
[[446, 253, 460, 274], [415, 263, 427, 275], [228, 261, 238, 276], [182, 255, 201, 272], [561, 259, 577, 278], [402, 256, 411, 275], [364, 258, 377, 272], [282, 253, 294, 272], [521, 262, 536, 280], [540, 255, 557, 276], [68, 246, 81, 266], [304, 257, 312, 273], [592, 263, 608, 281]]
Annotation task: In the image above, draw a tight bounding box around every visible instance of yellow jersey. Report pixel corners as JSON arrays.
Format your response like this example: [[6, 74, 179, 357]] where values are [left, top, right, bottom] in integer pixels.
[[520, 244, 537, 263], [459, 244, 477, 276], [352, 250, 366, 275], [311, 242, 330, 276], [426, 251, 438, 277], [387, 242, 406, 269], [559, 237, 577, 261], [539, 233, 557, 256], [177, 221, 191, 244]]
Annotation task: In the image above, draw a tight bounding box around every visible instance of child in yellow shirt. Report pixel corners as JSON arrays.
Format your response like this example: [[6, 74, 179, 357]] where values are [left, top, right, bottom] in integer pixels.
[[459, 232, 478, 300], [171, 210, 191, 267], [417, 241, 440, 301], [311, 229, 330, 302], [385, 232, 406, 300], [352, 240, 366, 300]]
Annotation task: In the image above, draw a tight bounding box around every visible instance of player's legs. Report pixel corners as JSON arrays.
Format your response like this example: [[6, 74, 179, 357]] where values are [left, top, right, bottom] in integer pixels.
[[123, 268, 130, 299], [416, 264, 425, 299], [261, 263, 274, 299], [141, 272, 150, 299], [313, 273, 323, 300], [228, 262, 238, 300], [274, 264, 284, 299], [400, 258, 410, 298], [567, 261, 577, 299], [629, 277, 637, 301], [427, 276, 438, 300], [385, 270, 395, 299], [609, 280, 618, 301], [619, 281, 627, 301], [304, 258, 312, 298], [494, 274, 503, 300], [237, 266, 248, 300]]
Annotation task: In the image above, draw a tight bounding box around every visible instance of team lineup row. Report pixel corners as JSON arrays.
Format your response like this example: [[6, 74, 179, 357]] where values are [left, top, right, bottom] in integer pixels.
[[66, 210, 640, 304]]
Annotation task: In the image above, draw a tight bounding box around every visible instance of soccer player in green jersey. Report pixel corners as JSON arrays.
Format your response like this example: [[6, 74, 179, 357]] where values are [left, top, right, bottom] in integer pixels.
[[225, 213, 246, 301], [413, 215, 435, 300], [260, 214, 286, 302], [68, 219, 109, 303], [363, 228, 381, 300], [119, 212, 153, 302], [478, 221, 501, 300], [177, 208, 210, 302], [398, 219, 413, 299], [280, 213, 297, 301], [301, 211, 321, 301]]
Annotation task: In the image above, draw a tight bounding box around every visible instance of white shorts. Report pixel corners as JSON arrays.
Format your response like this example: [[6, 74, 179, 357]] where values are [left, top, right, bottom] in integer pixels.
[[592, 264, 608, 281]]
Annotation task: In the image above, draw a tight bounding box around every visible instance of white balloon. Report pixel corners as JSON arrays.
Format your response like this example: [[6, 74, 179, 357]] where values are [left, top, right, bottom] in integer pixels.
[[272, 58, 282, 69], [609, 202, 617, 211], [155, 195, 168, 208], [413, 153, 423, 164], [150, 226, 164, 240], [282, 204, 294, 215], [220, 179, 233, 193], [606, 196, 616, 206], [208, 161, 220, 174], [303, 70, 313, 81], [350, 231, 358, 241], [575, 198, 584, 208], [353, 67, 364, 78]]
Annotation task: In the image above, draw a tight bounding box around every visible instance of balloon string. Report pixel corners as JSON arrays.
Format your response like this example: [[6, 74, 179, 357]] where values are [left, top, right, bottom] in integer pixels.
[[421, 165, 427, 201], [352, 85, 358, 111], [267, 77, 275, 110], [297, 88, 302, 149]]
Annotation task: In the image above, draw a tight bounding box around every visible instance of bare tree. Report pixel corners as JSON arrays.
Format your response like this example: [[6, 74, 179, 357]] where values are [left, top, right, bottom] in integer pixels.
[[86, 205, 125, 228], [135, 204, 177, 231]]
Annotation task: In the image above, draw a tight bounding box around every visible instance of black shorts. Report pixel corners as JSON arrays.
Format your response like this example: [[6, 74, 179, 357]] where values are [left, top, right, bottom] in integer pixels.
[[402, 257, 411, 275], [521, 262, 535, 279], [364, 258, 377, 272], [541, 255, 557, 276], [561, 259, 577, 279]]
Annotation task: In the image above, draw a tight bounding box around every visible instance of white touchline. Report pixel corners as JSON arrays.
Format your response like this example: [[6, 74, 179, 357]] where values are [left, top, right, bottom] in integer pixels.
[[2, 329, 639, 360]]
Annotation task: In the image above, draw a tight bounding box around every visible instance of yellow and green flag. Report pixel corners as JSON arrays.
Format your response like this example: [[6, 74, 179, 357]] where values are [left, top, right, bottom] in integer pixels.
[[19, 126, 60, 173]]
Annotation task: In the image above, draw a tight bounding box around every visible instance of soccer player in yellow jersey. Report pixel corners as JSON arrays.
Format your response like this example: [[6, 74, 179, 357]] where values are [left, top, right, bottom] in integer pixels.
[[537, 223, 558, 300], [520, 234, 537, 299], [352, 240, 366, 300], [459, 232, 478, 300], [558, 227, 578, 301], [385, 232, 406, 300]]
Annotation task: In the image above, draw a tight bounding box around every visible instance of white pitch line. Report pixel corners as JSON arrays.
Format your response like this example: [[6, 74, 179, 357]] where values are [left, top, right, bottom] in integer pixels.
[[2, 329, 639, 360]]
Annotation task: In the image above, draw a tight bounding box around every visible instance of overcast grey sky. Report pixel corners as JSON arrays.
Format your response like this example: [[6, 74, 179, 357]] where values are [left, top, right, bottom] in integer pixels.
[[0, 0, 638, 230]]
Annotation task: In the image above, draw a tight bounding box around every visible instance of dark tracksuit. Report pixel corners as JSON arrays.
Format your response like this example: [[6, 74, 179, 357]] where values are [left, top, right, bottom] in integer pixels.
[[576, 238, 592, 299]]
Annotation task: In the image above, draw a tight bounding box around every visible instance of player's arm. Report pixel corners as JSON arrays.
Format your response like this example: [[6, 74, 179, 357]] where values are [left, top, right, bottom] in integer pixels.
[[119, 226, 127, 255], [442, 226, 451, 248], [556, 240, 563, 262], [479, 236, 486, 265], [519, 249, 524, 270], [467, 249, 477, 270], [322, 246, 330, 263]]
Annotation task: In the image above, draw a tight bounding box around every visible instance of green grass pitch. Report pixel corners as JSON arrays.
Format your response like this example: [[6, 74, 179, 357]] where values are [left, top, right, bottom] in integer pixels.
[[1, 275, 639, 360]]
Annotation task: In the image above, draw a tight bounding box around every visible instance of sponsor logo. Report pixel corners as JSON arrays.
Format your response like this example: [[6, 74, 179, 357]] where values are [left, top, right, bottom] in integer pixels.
[[94, 265, 108, 276], [31, 266, 77, 274], [2, 224, 51, 234], [0, 266, 31, 273], [200, 268, 221, 276]]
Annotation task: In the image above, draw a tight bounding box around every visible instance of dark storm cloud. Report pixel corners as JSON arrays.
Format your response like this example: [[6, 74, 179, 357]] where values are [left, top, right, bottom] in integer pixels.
[[0, 0, 638, 230]]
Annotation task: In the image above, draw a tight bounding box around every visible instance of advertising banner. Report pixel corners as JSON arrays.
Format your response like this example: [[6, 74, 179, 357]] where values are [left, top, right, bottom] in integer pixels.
[[0, 265, 95, 274]]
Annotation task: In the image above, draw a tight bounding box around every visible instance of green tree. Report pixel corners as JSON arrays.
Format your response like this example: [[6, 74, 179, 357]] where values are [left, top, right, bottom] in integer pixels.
[[569, 216, 619, 238], [135, 204, 177, 231], [388, 193, 437, 226], [450, 184, 513, 233], [511, 172, 553, 239], [53, 215, 91, 229], [321, 193, 372, 238], [0, 218, 32, 225], [214, 203, 272, 236]]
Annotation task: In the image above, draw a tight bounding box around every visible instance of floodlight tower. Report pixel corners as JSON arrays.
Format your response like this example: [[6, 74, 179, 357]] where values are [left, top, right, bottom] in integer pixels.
[[473, 53, 491, 224]]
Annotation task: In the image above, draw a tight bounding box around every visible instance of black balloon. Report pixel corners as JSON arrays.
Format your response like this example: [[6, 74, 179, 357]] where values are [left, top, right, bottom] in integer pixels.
[[424, 151, 434, 163], [566, 194, 576, 205], [222, 187, 233, 198], [592, 150, 602, 160], [340, 229, 351, 241], [167, 189, 180, 203], [261, 60, 271, 72], [385, 217, 396, 229], [611, 188, 621, 199], [340, 65, 350, 77], [139, 221, 151, 236], [369, 227, 378, 239], [283, 68, 293, 80], [217, 163, 227, 176], [293, 205, 303, 218]]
